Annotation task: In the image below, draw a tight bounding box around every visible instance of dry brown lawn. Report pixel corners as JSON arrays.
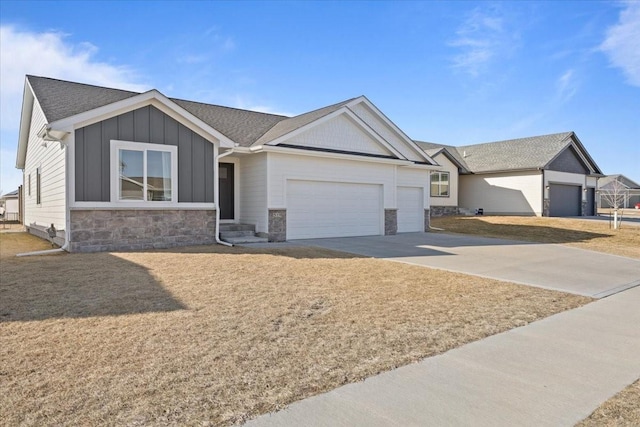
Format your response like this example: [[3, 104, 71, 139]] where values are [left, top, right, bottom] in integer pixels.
[[577, 379, 640, 426], [1, 232, 590, 426], [431, 216, 640, 259]]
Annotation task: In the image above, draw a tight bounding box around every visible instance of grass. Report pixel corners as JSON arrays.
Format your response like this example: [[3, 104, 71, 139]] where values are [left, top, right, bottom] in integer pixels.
[[577, 379, 640, 426], [431, 216, 640, 259], [0, 232, 591, 426]]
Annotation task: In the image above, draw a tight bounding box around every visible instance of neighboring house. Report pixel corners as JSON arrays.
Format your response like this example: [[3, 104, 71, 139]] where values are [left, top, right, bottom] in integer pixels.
[[417, 132, 603, 217], [16, 76, 438, 252], [598, 175, 640, 209], [0, 189, 20, 221]]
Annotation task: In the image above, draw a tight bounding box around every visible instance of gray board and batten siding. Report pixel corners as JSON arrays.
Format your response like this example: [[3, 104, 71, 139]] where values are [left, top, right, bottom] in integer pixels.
[[75, 105, 215, 203], [547, 146, 590, 175]]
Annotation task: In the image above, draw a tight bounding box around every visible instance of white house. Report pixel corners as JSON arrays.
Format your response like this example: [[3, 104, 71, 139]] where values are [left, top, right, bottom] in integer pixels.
[[0, 189, 20, 221], [16, 76, 438, 252]]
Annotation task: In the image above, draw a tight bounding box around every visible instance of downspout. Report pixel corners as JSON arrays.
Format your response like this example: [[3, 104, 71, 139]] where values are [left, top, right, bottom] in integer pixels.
[[214, 148, 234, 247], [17, 128, 70, 257]]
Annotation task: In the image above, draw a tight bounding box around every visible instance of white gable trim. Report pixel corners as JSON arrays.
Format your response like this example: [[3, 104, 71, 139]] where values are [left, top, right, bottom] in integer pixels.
[[266, 107, 408, 160], [16, 78, 37, 169], [46, 90, 235, 148], [348, 97, 435, 164]]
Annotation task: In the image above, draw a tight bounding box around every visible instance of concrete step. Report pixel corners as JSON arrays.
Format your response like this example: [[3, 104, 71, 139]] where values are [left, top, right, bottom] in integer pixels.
[[218, 223, 256, 232], [220, 230, 256, 238], [223, 236, 269, 244]]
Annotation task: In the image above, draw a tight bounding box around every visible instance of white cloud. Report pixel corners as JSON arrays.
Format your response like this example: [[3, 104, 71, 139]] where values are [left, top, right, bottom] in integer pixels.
[[232, 95, 295, 117], [600, 1, 640, 87], [556, 69, 579, 103], [0, 25, 148, 193], [449, 6, 519, 76], [0, 25, 149, 131]]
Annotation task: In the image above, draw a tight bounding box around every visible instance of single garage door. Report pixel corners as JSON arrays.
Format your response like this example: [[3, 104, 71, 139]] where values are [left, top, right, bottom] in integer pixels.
[[397, 186, 423, 232], [549, 184, 581, 217], [287, 180, 382, 239]]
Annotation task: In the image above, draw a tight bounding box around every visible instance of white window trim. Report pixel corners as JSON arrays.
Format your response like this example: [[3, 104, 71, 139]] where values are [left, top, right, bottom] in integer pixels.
[[431, 171, 450, 197], [110, 139, 178, 207]]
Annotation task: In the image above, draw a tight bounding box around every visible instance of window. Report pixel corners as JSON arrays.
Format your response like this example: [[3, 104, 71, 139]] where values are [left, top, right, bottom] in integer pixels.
[[111, 140, 177, 203], [28, 174, 31, 196], [431, 171, 450, 197], [36, 168, 41, 204]]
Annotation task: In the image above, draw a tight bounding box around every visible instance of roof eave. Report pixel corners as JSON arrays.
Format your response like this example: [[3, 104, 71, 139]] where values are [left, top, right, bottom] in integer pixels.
[[16, 78, 37, 169]]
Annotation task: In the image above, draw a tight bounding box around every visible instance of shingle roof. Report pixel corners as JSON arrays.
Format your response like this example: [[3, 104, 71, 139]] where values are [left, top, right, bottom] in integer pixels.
[[26, 76, 361, 149], [172, 98, 287, 147], [253, 98, 357, 145], [599, 174, 640, 189], [415, 141, 469, 171], [27, 75, 140, 122], [453, 132, 574, 173]]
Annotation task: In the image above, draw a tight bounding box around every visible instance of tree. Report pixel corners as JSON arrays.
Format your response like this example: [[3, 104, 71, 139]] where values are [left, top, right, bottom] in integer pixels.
[[599, 178, 625, 229]]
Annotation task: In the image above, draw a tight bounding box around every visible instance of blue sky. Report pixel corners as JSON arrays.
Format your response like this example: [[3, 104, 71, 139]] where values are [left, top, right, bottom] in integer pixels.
[[1, 1, 639, 194]]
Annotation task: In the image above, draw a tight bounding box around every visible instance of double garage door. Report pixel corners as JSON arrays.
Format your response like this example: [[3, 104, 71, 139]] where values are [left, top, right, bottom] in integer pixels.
[[286, 180, 424, 240]]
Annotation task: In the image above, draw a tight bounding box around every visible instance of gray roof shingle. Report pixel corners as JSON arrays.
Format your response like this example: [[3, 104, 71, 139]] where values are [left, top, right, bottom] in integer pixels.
[[172, 98, 287, 147], [28, 75, 139, 122], [453, 132, 574, 173]]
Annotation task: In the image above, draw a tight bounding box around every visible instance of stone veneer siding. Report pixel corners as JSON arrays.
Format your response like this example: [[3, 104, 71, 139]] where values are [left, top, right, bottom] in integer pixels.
[[69, 209, 216, 252], [581, 200, 588, 216], [268, 209, 287, 242], [424, 209, 431, 232], [543, 199, 550, 217], [430, 206, 459, 217], [384, 209, 397, 235]]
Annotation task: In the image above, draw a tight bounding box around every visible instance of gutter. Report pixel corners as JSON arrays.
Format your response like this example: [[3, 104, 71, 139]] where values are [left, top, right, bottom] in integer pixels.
[[214, 148, 234, 247]]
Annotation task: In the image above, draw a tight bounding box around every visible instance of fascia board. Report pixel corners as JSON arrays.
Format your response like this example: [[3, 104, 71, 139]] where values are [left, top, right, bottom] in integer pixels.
[[48, 90, 235, 148], [16, 79, 36, 169], [252, 144, 416, 166], [349, 96, 436, 164]]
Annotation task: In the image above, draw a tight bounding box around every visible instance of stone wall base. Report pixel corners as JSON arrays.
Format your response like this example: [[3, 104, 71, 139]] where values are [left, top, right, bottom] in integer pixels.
[[424, 209, 431, 232], [69, 209, 216, 253], [543, 199, 550, 217], [581, 200, 588, 216], [268, 209, 286, 242], [384, 209, 397, 235], [430, 206, 459, 217]]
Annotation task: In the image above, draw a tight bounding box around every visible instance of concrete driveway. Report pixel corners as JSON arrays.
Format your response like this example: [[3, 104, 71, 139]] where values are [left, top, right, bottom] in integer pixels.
[[294, 232, 640, 298]]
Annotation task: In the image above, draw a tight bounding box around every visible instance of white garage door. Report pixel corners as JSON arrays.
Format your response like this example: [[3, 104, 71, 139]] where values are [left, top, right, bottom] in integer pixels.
[[397, 186, 424, 233], [287, 180, 382, 239]]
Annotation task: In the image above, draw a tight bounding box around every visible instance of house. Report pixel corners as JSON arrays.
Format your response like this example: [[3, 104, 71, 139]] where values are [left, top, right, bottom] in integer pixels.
[[0, 189, 20, 222], [16, 76, 438, 252], [416, 132, 603, 217], [598, 175, 640, 209]]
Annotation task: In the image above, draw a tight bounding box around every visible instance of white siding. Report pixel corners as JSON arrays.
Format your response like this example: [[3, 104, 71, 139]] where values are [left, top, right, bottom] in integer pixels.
[[545, 170, 593, 202], [459, 171, 543, 215], [286, 114, 392, 156], [430, 153, 458, 207], [267, 152, 397, 208], [4, 198, 19, 216], [349, 102, 425, 162], [238, 153, 268, 233], [23, 101, 66, 230]]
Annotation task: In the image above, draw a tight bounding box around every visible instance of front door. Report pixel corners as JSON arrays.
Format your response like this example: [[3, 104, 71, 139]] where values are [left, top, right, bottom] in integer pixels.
[[219, 163, 234, 220]]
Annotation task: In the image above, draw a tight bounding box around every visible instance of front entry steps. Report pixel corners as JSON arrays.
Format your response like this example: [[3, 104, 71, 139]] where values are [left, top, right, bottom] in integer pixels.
[[219, 223, 268, 244]]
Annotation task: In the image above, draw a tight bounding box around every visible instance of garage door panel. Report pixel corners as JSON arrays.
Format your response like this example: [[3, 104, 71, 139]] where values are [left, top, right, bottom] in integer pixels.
[[550, 184, 581, 217], [287, 180, 382, 239], [397, 186, 423, 233]]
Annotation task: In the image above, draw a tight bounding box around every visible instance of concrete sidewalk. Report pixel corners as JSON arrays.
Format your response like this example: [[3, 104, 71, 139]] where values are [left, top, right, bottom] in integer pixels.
[[245, 286, 640, 427]]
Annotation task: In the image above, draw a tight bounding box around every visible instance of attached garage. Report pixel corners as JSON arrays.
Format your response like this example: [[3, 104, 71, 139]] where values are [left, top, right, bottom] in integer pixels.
[[397, 186, 424, 232], [549, 184, 581, 217], [286, 180, 383, 239]]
